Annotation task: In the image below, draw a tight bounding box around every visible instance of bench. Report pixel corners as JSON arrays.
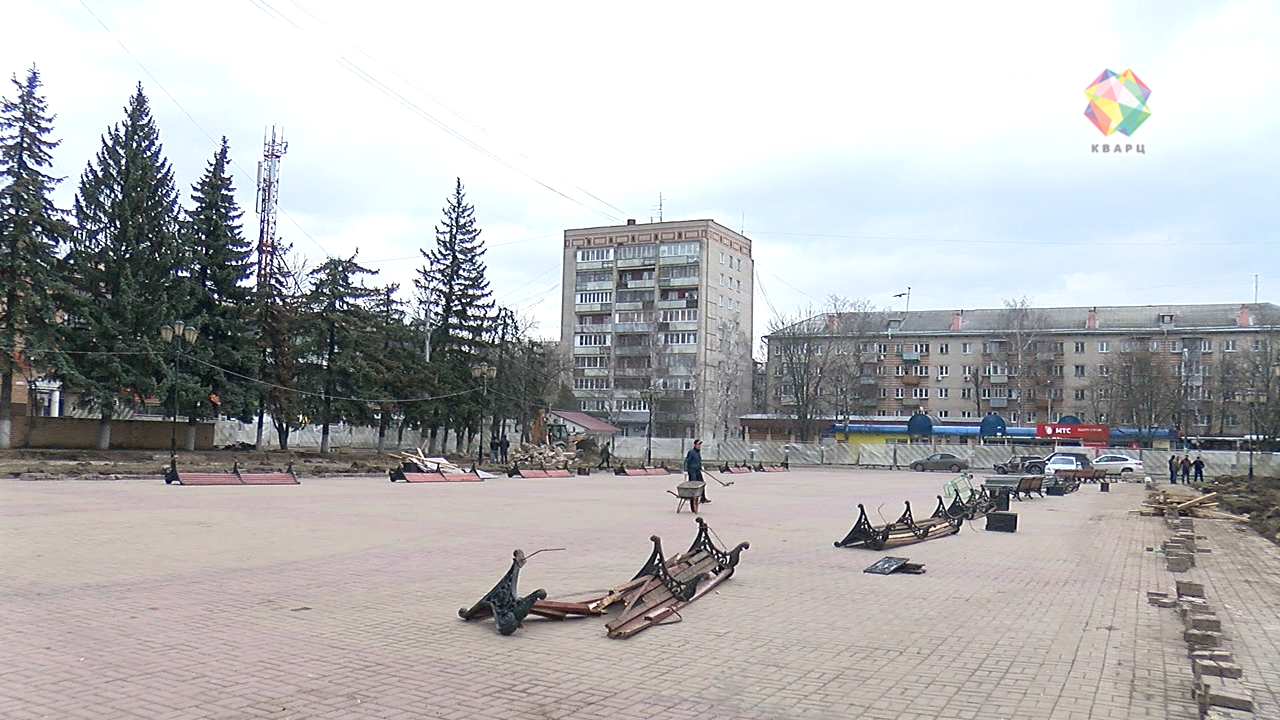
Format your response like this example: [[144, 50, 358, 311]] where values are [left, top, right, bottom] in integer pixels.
[[165, 470, 241, 486], [982, 475, 1043, 500], [510, 467, 574, 478], [616, 466, 671, 476], [235, 464, 298, 485], [834, 497, 962, 550], [390, 469, 483, 482]]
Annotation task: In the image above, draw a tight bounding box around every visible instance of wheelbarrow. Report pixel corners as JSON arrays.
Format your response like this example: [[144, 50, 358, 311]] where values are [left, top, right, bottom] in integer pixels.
[[668, 480, 706, 513]]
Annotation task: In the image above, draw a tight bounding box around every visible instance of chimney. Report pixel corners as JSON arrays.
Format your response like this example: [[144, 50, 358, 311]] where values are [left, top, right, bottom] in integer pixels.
[[626, 219, 636, 226], [950, 310, 963, 331], [1238, 305, 1252, 327], [1086, 308, 1098, 329], [825, 314, 839, 332]]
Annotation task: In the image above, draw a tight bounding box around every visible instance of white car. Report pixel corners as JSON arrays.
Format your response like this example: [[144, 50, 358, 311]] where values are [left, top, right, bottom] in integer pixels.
[[1044, 456, 1083, 475], [1092, 454, 1143, 474]]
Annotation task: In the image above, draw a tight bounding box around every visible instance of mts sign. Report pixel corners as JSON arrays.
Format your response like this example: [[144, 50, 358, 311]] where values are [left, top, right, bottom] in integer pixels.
[[1037, 423, 1109, 440]]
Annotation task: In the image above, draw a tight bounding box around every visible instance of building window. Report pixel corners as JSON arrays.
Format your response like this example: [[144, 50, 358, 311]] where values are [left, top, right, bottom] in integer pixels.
[[961, 410, 973, 418], [573, 377, 611, 390], [1074, 365, 1086, 378], [1074, 389, 1086, 400], [1160, 313, 1174, 324], [962, 343, 972, 354], [574, 356, 609, 368], [660, 309, 698, 322], [893, 388, 905, 399], [1098, 364, 1109, 376], [961, 388, 972, 399], [1051, 365, 1064, 376], [1074, 342, 1085, 354], [659, 242, 698, 257], [1201, 339, 1212, 352], [914, 365, 930, 376], [659, 264, 698, 280], [575, 248, 614, 262], [579, 399, 611, 412], [937, 410, 949, 418], [1149, 340, 1162, 352], [879, 388, 888, 398], [937, 388, 949, 399], [576, 291, 613, 305], [662, 332, 697, 345], [912, 387, 929, 399], [614, 311, 652, 324], [1253, 339, 1265, 352], [1222, 339, 1237, 352], [938, 343, 949, 355], [1052, 342, 1064, 353], [615, 399, 650, 412], [1097, 341, 1110, 353], [615, 244, 655, 260], [575, 334, 610, 347], [937, 366, 950, 377]]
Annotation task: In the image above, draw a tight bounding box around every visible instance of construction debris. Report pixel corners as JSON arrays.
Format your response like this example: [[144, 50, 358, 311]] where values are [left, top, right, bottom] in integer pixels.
[[1135, 487, 1246, 521]]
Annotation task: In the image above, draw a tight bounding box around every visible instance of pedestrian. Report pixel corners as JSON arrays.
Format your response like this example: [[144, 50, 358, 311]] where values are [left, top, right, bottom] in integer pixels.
[[1193, 455, 1205, 483], [597, 442, 612, 470], [1180, 455, 1192, 483], [499, 435, 510, 464], [489, 437, 500, 463], [1168, 454, 1178, 484], [684, 438, 709, 504]]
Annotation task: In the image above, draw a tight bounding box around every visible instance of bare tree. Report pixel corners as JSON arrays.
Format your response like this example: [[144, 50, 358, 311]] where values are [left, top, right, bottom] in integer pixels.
[[995, 297, 1050, 425]]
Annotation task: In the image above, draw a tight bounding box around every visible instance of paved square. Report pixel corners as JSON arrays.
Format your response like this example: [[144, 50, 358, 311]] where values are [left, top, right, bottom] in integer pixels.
[[3, 468, 1279, 719]]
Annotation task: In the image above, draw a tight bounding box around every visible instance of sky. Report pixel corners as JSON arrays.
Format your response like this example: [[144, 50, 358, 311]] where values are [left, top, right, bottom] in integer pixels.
[[3, 1, 1279, 356]]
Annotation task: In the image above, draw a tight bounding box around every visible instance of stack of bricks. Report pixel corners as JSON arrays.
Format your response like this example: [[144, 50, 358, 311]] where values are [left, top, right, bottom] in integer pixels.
[[1162, 516, 1202, 573], [1147, 581, 1253, 717]]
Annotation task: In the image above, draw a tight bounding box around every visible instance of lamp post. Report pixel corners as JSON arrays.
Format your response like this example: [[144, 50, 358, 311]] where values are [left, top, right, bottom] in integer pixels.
[[1243, 388, 1263, 481], [471, 362, 497, 466], [639, 388, 659, 467], [160, 320, 198, 478]]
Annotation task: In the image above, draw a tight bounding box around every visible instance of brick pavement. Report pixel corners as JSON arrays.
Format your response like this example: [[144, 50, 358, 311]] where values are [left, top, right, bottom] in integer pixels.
[[2, 469, 1278, 719]]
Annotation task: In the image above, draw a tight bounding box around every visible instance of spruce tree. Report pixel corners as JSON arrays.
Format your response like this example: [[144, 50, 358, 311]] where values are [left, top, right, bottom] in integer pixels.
[[414, 178, 495, 449], [181, 137, 255, 427], [0, 65, 70, 448], [296, 254, 381, 453], [64, 83, 181, 449]]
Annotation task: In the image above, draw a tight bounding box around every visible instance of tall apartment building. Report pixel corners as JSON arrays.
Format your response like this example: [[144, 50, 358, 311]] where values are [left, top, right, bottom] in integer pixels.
[[764, 303, 1280, 438], [561, 219, 754, 439]]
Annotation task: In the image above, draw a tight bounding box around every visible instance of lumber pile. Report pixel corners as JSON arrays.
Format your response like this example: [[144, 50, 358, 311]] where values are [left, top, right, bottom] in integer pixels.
[[392, 448, 496, 478], [1135, 488, 1247, 521], [509, 443, 578, 467]]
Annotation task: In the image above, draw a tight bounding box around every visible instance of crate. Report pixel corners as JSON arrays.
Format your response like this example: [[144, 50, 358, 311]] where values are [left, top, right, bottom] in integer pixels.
[[986, 511, 1018, 533]]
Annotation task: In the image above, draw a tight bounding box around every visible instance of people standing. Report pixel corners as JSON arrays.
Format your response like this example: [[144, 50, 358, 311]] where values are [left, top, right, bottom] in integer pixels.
[[499, 435, 510, 464], [684, 438, 709, 504], [489, 437, 500, 463], [1180, 455, 1192, 483], [1193, 455, 1205, 483], [597, 442, 612, 470], [1168, 454, 1178, 484]]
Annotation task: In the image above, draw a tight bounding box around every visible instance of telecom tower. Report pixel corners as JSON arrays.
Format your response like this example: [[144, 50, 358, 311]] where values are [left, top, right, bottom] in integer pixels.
[[255, 127, 288, 291]]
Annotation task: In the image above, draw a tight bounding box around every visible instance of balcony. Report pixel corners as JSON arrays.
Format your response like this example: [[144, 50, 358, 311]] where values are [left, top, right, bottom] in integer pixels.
[[616, 257, 656, 269], [902, 398, 921, 408], [859, 375, 878, 385], [620, 279, 655, 289], [902, 351, 921, 362], [859, 398, 879, 407], [573, 324, 612, 333], [658, 276, 700, 288], [989, 374, 1008, 385], [572, 346, 608, 355], [900, 375, 920, 385], [988, 397, 1009, 408], [613, 346, 651, 356], [614, 322, 652, 333]]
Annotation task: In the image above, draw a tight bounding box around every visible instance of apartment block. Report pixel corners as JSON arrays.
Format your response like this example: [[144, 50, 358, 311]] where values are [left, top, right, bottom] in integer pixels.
[[561, 219, 754, 439], [764, 303, 1280, 437]]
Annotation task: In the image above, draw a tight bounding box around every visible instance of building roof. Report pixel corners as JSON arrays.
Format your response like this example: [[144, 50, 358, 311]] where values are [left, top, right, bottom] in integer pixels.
[[548, 410, 621, 434], [772, 303, 1280, 337]]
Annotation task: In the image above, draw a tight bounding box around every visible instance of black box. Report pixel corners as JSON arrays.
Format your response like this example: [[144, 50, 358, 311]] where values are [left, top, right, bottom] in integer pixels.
[[986, 511, 1018, 533], [1046, 485, 1066, 496]]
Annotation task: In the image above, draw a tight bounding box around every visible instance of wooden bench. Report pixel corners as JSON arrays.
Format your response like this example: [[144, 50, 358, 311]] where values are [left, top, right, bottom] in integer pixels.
[[166, 470, 241, 486], [235, 465, 298, 485], [834, 497, 962, 550], [390, 470, 483, 482], [1054, 468, 1108, 483], [982, 475, 1043, 500]]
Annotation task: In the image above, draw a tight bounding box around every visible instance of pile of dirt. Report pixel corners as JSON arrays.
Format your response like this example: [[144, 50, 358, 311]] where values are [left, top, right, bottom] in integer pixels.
[[1197, 474, 1280, 545], [0, 448, 467, 480]]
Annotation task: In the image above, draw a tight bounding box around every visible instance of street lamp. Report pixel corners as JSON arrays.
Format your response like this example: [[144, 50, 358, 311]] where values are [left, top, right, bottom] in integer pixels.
[[160, 320, 198, 479], [639, 388, 660, 467], [1243, 388, 1264, 481], [471, 362, 497, 466]]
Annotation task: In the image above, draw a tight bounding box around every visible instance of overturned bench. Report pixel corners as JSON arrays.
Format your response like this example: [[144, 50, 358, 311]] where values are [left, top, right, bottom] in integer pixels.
[[834, 497, 962, 550], [615, 466, 671, 476], [165, 462, 298, 486], [390, 469, 483, 482], [508, 464, 575, 478]]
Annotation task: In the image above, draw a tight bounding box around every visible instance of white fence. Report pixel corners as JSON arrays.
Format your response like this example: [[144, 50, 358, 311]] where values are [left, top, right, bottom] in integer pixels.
[[608, 436, 1279, 478], [214, 419, 1278, 478]]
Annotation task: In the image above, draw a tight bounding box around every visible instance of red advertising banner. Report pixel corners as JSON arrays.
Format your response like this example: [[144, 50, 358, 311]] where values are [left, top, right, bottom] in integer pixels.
[[1036, 423, 1110, 440]]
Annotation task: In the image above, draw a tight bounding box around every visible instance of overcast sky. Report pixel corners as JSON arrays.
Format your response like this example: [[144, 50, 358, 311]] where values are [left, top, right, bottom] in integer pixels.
[[4, 1, 1278, 353]]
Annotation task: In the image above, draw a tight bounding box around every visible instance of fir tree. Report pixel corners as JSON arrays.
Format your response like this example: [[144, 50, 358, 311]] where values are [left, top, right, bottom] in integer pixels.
[[415, 178, 495, 356], [296, 254, 381, 453], [0, 65, 70, 448], [64, 83, 181, 449], [181, 137, 255, 426], [414, 178, 495, 449]]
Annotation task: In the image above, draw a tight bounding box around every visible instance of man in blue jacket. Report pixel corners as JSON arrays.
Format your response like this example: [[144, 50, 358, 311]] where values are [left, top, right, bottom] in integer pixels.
[[684, 439, 709, 504]]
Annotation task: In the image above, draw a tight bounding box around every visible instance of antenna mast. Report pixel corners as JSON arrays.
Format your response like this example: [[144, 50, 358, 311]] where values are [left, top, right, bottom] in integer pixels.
[[255, 127, 288, 292]]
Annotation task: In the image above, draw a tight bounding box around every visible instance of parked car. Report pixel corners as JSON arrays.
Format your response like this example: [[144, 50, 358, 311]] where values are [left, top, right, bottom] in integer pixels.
[[994, 455, 1045, 474], [1092, 454, 1143, 474], [909, 452, 969, 472], [1046, 452, 1093, 469], [1044, 456, 1084, 475]]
